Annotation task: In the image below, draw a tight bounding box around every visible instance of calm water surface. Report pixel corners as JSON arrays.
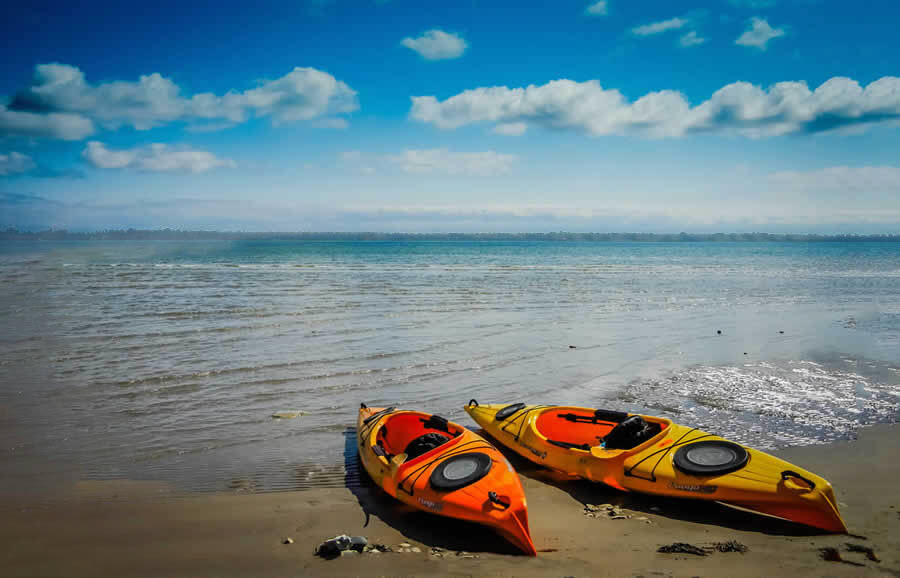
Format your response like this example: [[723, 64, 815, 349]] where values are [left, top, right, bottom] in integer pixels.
[[1, 240, 898, 493]]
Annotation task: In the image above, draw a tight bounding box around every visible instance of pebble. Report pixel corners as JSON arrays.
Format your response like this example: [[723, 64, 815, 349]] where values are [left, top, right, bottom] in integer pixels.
[[340, 550, 358, 556], [583, 503, 635, 520], [411, 547, 422, 553], [282, 537, 293, 545], [398, 543, 411, 548]]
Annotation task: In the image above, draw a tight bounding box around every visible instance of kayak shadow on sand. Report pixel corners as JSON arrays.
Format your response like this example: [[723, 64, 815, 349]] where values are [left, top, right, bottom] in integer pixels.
[[474, 429, 825, 538], [341, 427, 523, 555]]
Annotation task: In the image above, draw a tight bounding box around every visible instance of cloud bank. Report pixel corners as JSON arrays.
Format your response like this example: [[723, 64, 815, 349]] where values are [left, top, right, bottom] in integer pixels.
[[401, 30, 468, 60], [410, 76, 900, 138], [387, 149, 516, 175], [4, 63, 358, 139], [7, 192, 900, 234], [771, 165, 900, 193], [82, 142, 236, 173]]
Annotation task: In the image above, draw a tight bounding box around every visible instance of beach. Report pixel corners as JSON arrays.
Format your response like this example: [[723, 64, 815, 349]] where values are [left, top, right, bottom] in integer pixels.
[[1, 240, 898, 576], [3, 423, 897, 577]]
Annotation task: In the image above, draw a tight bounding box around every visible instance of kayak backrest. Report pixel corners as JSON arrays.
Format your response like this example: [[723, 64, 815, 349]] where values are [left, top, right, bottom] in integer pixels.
[[376, 413, 460, 458]]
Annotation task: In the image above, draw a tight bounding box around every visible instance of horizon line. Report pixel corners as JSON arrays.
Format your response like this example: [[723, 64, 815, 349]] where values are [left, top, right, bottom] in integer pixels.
[[3, 229, 900, 242]]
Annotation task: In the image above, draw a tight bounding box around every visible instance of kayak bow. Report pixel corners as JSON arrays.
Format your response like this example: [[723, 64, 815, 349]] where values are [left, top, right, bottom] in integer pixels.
[[465, 400, 847, 534], [357, 404, 536, 555]]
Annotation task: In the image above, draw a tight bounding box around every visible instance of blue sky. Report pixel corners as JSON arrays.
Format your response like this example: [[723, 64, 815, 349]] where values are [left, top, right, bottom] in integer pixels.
[[2, 0, 899, 232]]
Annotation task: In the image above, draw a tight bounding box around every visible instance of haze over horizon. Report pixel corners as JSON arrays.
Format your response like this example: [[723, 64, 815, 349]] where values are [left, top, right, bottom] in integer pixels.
[[3, 0, 900, 234]]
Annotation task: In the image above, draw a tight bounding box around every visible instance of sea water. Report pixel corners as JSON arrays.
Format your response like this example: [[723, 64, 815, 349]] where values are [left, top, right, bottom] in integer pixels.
[[1, 240, 898, 493]]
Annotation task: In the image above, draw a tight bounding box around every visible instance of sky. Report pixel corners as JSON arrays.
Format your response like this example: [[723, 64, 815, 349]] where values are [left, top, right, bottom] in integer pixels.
[[1, 0, 899, 233]]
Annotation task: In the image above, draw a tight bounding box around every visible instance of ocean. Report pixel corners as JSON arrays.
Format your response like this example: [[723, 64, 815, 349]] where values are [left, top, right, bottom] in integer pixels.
[[1, 240, 898, 494]]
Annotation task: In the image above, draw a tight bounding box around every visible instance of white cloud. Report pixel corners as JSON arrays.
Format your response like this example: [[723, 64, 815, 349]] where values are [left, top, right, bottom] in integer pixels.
[[82, 141, 236, 173], [5, 63, 357, 137], [410, 75, 900, 138], [387, 149, 515, 175], [237, 67, 358, 124], [401, 29, 468, 60], [83, 141, 137, 168], [680, 31, 706, 46], [0, 104, 95, 140], [632, 17, 689, 36], [0, 151, 36, 176], [585, 1, 608, 15], [735, 17, 785, 49], [492, 122, 528, 136], [770, 166, 900, 193]]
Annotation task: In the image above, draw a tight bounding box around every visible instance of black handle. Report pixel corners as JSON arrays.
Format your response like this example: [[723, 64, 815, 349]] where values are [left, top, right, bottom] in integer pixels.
[[488, 491, 510, 509], [468, 399, 479, 407], [781, 470, 816, 490]]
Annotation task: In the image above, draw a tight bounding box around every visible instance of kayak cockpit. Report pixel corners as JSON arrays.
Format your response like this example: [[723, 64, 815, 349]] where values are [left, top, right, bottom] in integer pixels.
[[534, 407, 670, 452], [373, 412, 463, 467]]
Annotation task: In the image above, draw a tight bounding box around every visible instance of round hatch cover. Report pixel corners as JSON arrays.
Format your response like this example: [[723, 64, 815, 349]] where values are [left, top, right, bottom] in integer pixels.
[[430, 452, 492, 490], [673, 440, 749, 476]]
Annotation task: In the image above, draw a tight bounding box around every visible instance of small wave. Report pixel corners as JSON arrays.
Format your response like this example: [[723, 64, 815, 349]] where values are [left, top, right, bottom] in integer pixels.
[[614, 359, 900, 449]]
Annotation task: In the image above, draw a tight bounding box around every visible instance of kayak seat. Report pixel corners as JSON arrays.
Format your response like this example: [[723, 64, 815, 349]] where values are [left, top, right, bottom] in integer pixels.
[[405, 432, 452, 459], [602, 416, 661, 450]]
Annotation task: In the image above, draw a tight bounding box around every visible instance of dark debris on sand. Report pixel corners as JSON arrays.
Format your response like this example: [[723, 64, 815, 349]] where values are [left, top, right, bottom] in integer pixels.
[[657, 543, 708, 556], [658, 540, 749, 556], [712, 540, 749, 553]]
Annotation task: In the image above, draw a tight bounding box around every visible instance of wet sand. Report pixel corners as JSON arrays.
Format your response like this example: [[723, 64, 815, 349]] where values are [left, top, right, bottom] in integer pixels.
[[2, 424, 898, 577]]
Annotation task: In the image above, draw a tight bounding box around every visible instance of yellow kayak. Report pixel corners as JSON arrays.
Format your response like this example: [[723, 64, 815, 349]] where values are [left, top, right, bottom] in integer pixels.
[[465, 400, 847, 533]]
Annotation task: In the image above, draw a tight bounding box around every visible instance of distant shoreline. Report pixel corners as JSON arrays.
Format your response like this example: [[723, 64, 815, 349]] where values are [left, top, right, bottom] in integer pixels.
[[2, 229, 900, 242]]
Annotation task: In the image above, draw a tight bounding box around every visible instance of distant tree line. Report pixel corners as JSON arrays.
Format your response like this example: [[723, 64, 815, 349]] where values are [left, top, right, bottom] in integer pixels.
[[2, 228, 899, 242]]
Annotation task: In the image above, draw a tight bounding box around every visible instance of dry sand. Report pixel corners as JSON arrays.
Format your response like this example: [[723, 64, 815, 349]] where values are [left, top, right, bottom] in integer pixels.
[[2, 424, 898, 577]]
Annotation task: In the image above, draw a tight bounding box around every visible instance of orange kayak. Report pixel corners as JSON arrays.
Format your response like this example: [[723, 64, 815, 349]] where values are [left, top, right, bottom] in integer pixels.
[[356, 404, 536, 556]]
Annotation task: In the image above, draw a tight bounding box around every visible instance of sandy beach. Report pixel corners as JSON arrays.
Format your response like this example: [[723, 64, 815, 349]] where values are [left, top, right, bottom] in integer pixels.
[[2, 423, 897, 578]]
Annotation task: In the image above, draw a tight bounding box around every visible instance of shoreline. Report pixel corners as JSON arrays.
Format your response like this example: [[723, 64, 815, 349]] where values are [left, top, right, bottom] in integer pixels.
[[3, 425, 898, 577]]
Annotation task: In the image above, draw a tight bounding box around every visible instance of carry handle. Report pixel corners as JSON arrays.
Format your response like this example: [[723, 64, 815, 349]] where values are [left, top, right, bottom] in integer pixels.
[[781, 470, 816, 491], [488, 491, 510, 509]]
